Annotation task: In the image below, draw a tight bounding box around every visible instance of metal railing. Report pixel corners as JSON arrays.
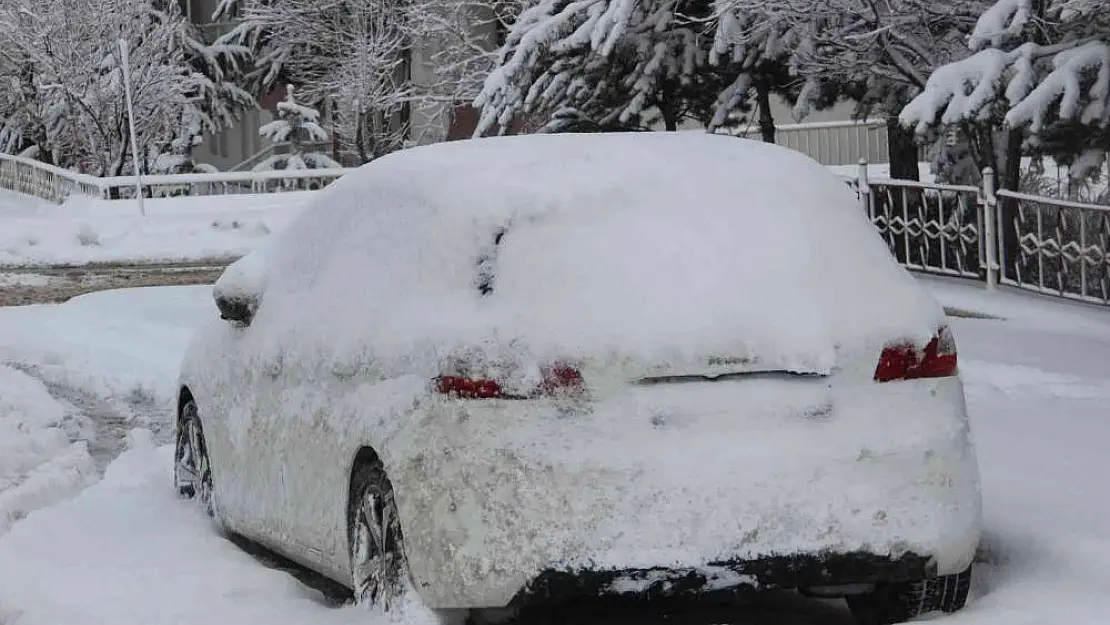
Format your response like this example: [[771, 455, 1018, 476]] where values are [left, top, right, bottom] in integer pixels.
[[995, 188, 1110, 305], [851, 162, 1110, 307], [0, 152, 350, 203], [0, 154, 104, 203], [98, 168, 350, 199]]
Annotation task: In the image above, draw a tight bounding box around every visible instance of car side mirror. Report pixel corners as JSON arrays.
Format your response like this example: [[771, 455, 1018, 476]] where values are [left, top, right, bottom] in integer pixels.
[[213, 249, 268, 327], [215, 293, 257, 326]]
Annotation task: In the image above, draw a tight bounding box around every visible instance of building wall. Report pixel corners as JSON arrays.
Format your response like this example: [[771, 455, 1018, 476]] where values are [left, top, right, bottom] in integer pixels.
[[194, 107, 277, 171]]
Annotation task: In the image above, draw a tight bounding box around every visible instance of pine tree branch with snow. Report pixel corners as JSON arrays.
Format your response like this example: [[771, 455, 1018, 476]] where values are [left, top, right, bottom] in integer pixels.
[[475, 0, 781, 136], [902, 0, 1110, 176]]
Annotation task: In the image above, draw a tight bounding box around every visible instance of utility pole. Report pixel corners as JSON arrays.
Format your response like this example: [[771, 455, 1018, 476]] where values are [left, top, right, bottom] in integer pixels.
[[119, 39, 146, 216]]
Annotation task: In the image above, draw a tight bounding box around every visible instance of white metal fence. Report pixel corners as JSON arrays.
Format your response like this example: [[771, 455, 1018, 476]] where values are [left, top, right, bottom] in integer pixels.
[[0, 153, 103, 203], [0, 153, 348, 202]]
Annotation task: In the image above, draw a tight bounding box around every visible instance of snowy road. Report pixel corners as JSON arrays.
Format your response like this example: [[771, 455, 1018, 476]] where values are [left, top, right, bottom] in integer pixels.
[[0, 280, 1107, 624]]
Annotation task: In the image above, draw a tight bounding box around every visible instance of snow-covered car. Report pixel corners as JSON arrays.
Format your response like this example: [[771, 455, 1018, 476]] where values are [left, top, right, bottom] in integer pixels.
[[175, 132, 982, 624]]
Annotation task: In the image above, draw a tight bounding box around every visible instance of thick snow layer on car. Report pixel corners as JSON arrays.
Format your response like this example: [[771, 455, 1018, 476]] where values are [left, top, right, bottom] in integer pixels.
[[380, 374, 980, 606], [212, 239, 273, 305], [254, 133, 943, 377], [0, 364, 98, 536], [178, 135, 971, 608]]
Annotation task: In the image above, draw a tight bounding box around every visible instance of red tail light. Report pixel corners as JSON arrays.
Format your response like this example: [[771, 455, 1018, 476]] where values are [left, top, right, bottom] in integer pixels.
[[874, 326, 958, 382], [435, 363, 584, 399], [435, 376, 511, 399]]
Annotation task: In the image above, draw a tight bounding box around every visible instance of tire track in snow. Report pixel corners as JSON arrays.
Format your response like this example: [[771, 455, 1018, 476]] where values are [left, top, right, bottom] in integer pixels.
[[3, 363, 174, 471]]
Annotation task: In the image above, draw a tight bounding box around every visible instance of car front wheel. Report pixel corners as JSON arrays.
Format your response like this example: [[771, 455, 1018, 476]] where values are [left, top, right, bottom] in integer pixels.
[[348, 461, 408, 610], [174, 398, 215, 517], [846, 565, 972, 624]]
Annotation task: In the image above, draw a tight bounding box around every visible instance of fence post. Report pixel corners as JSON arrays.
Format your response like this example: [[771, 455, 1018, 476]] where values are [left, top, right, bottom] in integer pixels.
[[857, 158, 871, 219], [981, 167, 999, 291]]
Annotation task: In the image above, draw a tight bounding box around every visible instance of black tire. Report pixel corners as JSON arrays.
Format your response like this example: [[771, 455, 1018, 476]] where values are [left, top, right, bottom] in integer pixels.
[[348, 460, 408, 610], [173, 398, 215, 517], [846, 565, 972, 625]]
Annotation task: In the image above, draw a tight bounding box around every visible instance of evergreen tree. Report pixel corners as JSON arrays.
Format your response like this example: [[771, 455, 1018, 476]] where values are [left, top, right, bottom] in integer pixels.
[[903, 0, 1110, 181], [474, 0, 785, 136], [253, 85, 342, 172]]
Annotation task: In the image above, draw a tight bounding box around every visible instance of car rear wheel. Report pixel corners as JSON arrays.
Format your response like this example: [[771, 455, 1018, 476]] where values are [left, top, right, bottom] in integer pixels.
[[174, 399, 215, 517], [348, 461, 408, 610], [845, 565, 972, 624]]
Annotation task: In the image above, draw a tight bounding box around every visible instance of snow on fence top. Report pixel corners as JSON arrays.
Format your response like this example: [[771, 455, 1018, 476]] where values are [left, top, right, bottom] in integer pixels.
[[0, 152, 351, 204]]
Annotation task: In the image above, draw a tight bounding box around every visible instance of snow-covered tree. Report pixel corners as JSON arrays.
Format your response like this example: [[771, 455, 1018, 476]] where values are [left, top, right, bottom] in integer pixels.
[[253, 86, 342, 171], [319, 0, 415, 161], [217, 0, 414, 161], [709, 11, 804, 140], [902, 0, 1110, 180], [217, 0, 522, 160], [407, 0, 529, 109], [0, 0, 252, 175], [474, 0, 775, 135], [714, 0, 985, 179]]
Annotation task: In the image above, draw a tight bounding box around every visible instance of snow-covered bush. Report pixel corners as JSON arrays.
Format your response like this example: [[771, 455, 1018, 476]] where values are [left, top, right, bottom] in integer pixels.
[[253, 86, 341, 175]]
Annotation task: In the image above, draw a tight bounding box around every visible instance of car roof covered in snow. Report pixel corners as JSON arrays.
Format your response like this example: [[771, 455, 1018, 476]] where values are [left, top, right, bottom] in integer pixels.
[[235, 132, 943, 374]]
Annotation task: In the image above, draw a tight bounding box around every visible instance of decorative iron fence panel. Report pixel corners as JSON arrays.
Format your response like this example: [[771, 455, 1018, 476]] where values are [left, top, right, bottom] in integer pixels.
[[996, 189, 1110, 305], [866, 179, 983, 280]]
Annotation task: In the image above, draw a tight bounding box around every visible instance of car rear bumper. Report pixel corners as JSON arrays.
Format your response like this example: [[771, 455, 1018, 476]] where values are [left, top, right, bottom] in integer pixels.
[[394, 375, 982, 609], [510, 551, 934, 606]]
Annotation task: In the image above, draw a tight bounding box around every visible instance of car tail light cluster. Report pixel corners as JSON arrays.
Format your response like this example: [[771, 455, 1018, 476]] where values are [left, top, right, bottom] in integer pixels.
[[874, 326, 958, 382], [435, 363, 583, 399]]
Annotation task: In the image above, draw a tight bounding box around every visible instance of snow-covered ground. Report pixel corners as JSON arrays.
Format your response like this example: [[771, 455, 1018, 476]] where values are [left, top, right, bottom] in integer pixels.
[[0, 278, 1106, 623], [0, 364, 98, 538], [0, 190, 311, 267]]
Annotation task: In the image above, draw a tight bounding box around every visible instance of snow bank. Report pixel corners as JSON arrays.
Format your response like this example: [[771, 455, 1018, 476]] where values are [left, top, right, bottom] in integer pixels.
[[255, 133, 942, 377], [0, 365, 97, 536], [0, 443, 443, 625], [0, 286, 212, 408], [0, 191, 313, 267]]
